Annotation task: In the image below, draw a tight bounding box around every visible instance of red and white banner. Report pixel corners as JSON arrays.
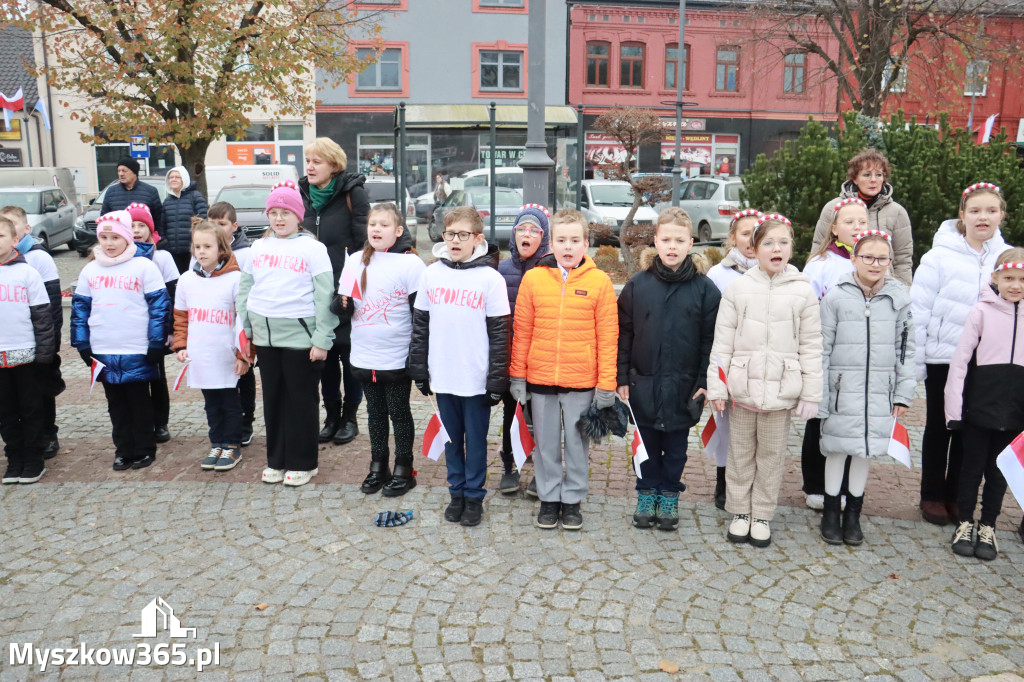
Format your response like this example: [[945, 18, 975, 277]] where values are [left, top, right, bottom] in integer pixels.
[[173, 363, 189, 391], [89, 358, 106, 394], [887, 419, 912, 468], [996, 431, 1024, 508], [338, 264, 362, 301], [235, 317, 251, 359], [981, 113, 999, 144], [630, 428, 649, 478], [510, 402, 535, 472], [701, 411, 729, 463], [1, 88, 24, 133], [422, 412, 450, 461]]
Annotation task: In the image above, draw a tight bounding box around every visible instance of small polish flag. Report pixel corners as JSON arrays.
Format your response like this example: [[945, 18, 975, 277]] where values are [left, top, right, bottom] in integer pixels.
[[630, 427, 649, 478], [887, 419, 912, 468], [89, 358, 106, 393], [510, 402, 535, 472], [701, 411, 730, 463], [338, 262, 362, 301], [996, 431, 1024, 508], [235, 317, 251, 359], [422, 412, 450, 461], [173, 363, 189, 391]]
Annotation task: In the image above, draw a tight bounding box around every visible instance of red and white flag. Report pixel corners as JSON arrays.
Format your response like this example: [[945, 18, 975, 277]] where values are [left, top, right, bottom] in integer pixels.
[[338, 262, 362, 301], [510, 402, 535, 472], [1, 88, 24, 132], [89, 358, 106, 394], [235, 317, 251, 359], [701, 411, 730, 463], [630, 427, 649, 477], [887, 419, 912, 468], [173, 363, 189, 391], [422, 412, 450, 461], [996, 431, 1024, 508]]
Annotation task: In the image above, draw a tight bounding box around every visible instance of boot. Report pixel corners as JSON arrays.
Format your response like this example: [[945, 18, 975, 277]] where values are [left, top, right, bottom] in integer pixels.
[[333, 402, 360, 445], [360, 457, 391, 494], [656, 491, 679, 531], [820, 494, 843, 545], [318, 399, 342, 443], [842, 494, 864, 546], [382, 458, 417, 497], [632, 489, 657, 528], [714, 466, 727, 510]]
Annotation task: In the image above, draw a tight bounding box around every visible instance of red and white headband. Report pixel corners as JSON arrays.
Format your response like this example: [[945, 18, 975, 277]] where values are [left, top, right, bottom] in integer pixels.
[[833, 197, 867, 216], [963, 182, 1000, 197], [271, 179, 299, 191], [853, 230, 891, 243], [755, 213, 791, 227], [731, 208, 762, 227], [520, 203, 551, 217], [995, 262, 1024, 272]]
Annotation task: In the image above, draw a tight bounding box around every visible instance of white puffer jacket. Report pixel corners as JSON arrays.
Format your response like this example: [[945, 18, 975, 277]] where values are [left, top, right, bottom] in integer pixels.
[[708, 265, 823, 410], [910, 219, 1008, 380]]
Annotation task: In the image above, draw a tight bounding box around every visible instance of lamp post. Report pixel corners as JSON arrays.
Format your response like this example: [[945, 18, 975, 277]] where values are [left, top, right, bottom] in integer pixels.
[[519, 0, 555, 206], [669, 0, 688, 207]]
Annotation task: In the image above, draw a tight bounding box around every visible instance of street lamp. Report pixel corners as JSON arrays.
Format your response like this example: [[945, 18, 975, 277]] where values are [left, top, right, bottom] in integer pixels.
[[664, 0, 697, 207]]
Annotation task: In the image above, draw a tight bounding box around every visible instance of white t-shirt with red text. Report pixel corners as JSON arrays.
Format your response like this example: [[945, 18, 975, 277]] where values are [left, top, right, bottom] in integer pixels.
[[175, 270, 241, 389], [244, 233, 332, 318], [414, 261, 510, 396], [75, 257, 166, 354], [0, 260, 48, 353], [345, 252, 426, 371]]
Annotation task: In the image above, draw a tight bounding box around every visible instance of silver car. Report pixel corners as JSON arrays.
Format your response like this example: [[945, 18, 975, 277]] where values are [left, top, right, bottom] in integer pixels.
[[429, 187, 524, 245], [655, 176, 744, 242], [0, 186, 76, 250], [213, 185, 274, 240]]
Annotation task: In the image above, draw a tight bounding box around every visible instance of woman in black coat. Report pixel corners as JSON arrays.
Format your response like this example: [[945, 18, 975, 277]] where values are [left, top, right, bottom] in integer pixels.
[[163, 166, 209, 273], [299, 137, 371, 445]]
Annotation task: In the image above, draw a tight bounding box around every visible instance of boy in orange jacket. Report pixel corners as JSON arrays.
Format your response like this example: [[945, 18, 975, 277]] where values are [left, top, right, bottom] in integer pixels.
[[510, 209, 618, 531]]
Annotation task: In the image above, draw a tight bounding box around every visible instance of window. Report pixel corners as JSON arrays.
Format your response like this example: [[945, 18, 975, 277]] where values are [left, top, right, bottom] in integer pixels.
[[356, 47, 401, 90], [480, 0, 523, 5], [882, 56, 907, 94], [783, 52, 805, 93], [665, 43, 690, 90], [473, 0, 527, 11], [586, 42, 610, 87], [480, 50, 523, 91], [620, 43, 644, 88], [716, 47, 739, 91], [965, 59, 989, 96]]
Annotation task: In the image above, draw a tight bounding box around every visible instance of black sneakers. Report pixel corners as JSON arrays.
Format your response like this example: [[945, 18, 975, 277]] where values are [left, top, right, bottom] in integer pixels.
[[560, 503, 583, 531], [951, 521, 977, 557], [43, 438, 60, 460], [154, 426, 171, 443], [461, 499, 483, 526], [499, 469, 521, 494], [444, 496, 465, 523], [536, 501, 560, 529], [975, 524, 998, 561]]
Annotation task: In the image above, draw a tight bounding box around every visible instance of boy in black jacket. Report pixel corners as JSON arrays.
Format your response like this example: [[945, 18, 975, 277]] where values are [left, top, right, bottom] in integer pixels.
[[616, 208, 721, 530]]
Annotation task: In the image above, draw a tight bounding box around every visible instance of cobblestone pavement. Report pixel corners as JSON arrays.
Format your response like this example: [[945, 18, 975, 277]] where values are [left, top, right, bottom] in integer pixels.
[[2, 344, 1023, 681]]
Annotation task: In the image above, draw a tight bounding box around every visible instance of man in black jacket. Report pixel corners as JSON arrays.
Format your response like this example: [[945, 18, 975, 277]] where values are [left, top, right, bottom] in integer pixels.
[[101, 158, 166, 236]]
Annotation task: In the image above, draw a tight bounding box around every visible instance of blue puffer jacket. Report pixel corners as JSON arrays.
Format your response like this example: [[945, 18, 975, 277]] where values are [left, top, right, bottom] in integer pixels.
[[497, 205, 551, 318], [70, 247, 171, 384], [100, 180, 166, 235], [162, 182, 209, 255]]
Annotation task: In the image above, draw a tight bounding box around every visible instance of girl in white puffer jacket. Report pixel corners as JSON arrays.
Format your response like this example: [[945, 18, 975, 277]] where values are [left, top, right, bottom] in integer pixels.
[[909, 183, 1009, 527]]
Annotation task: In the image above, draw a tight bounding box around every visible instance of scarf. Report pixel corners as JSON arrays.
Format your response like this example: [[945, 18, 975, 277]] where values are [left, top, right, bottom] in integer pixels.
[[653, 254, 696, 283], [723, 247, 758, 273], [856, 189, 878, 208], [853, 271, 885, 298], [309, 177, 337, 214], [827, 242, 852, 259], [93, 241, 138, 266]]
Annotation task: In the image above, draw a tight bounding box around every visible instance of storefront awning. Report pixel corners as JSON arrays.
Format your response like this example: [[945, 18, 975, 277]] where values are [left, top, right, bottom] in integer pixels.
[[398, 104, 578, 128]]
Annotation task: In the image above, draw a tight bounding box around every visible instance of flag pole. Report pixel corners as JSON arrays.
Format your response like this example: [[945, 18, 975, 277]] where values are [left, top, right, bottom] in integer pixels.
[[425, 392, 451, 444]]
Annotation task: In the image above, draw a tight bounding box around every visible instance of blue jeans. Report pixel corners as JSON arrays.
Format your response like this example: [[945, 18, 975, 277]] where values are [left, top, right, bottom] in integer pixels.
[[635, 426, 689, 493], [436, 393, 491, 500]]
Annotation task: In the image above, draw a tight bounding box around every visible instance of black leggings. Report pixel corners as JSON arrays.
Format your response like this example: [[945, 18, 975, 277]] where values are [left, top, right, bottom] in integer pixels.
[[958, 423, 1012, 527], [921, 364, 963, 503], [363, 378, 414, 461]]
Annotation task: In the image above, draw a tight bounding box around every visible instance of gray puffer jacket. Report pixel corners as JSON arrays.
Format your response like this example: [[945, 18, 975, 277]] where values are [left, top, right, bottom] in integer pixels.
[[818, 273, 916, 459]]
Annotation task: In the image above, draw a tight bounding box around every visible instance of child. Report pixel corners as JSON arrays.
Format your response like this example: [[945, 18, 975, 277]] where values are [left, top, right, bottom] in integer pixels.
[[800, 198, 868, 510], [172, 218, 249, 472], [208, 201, 255, 445], [496, 203, 551, 495], [706, 208, 762, 509], [2, 205, 63, 459], [128, 202, 178, 444], [71, 210, 170, 470], [236, 181, 338, 487], [509, 209, 618, 531], [408, 206, 510, 526], [910, 183, 1009, 525], [944, 247, 1024, 560], [707, 213, 822, 547], [333, 203, 425, 497], [617, 207, 720, 530], [818, 230, 915, 546], [0, 215, 56, 484]]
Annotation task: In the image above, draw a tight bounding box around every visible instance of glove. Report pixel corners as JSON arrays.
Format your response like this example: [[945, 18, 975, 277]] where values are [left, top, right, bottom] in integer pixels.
[[594, 388, 616, 409], [487, 392, 503, 407], [794, 400, 818, 421], [79, 347, 93, 367], [510, 378, 527, 404], [146, 347, 164, 365], [415, 380, 432, 397], [947, 420, 963, 431]]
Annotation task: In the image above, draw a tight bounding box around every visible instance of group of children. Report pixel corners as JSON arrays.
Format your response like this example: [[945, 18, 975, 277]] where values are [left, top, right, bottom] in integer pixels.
[[1, 151, 1021, 560]]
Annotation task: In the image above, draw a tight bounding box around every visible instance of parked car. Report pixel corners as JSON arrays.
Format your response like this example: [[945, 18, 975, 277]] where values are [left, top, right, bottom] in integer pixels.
[[429, 187, 524, 245], [0, 186, 76, 251], [654, 176, 744, 242], [73, 177, 167, 256], [414, 191, 438, 223], [579, 179, 658, 243], [460, 166, 524, 191], [203, 165, 299, 201], [0, 167, 80, 212], [213, 185, 274, 240], [363, 176, 418, 242]]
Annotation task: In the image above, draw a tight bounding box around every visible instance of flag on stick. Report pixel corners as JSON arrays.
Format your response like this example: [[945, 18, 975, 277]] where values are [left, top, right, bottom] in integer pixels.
[[701, 411, 730, 463], [510, 402, 535, 472], [422, 412, 450, 461], [630, 428, 649, 478], [173, 363, 189, 391], [338, 261, 362, 301], [89, 358, 106, 393], [887, 419, 912, 468], [0, 88, 24, 132], [996, 431, 1024, 509], [235, 317, 251, 360], [32, 98, 50, 131], [981, 113, 999, 143]]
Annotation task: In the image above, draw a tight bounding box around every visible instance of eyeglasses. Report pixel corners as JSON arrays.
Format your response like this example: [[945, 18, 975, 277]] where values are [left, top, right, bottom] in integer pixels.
[[514, 226, 543, 236], [442, 230, 476, 242], [855, 255, 893, 266], [760, 239, 792, 249]]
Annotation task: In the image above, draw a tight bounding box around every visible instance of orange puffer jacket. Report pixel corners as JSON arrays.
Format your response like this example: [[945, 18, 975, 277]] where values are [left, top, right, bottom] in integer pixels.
[[510, 255, 618, 391]]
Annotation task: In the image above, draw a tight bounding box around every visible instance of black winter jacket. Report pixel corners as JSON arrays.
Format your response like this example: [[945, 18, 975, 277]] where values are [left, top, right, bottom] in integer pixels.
[[616, 250, 721, 431], [101, 180, 166, 235], [162, 183, 209, 254]]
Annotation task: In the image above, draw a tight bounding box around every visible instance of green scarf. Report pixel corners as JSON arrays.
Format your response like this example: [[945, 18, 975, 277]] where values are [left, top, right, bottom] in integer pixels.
[[309, 176, 337, 214]]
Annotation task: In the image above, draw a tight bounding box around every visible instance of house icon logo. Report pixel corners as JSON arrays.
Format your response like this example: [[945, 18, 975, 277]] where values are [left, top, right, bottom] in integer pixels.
[[133, 598, 197, 639]]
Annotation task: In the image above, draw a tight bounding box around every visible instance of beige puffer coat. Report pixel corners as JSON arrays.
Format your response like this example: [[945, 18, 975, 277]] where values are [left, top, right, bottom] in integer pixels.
[[707, 265, 823, 410]]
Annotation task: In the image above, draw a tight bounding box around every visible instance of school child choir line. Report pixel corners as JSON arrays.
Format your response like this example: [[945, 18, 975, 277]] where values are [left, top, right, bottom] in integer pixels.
[[1, 147, 1021, 560]]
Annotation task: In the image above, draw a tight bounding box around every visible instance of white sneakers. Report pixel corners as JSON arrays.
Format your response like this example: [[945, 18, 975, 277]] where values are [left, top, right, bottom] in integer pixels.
[[727, 514, 750, 543], [727, 514, 771, 547], [262, 468, 319, 486], [749, 519, 772, 547], [262, 468, 284, 484]]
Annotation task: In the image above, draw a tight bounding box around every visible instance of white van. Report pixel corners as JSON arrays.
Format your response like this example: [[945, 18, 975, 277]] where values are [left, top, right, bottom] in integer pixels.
[[0, 167, 79, 211], [203, 165, 299, 199]]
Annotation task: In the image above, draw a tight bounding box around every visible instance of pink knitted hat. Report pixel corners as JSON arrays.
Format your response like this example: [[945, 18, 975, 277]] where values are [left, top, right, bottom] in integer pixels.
[[126, 202, 160, 244], [95, 210, 134, 244], [265, 180, 305, 222]]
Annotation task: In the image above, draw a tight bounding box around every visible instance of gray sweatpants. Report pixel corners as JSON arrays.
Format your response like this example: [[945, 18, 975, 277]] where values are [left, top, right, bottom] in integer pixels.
[[529, 390, 595, 504]]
